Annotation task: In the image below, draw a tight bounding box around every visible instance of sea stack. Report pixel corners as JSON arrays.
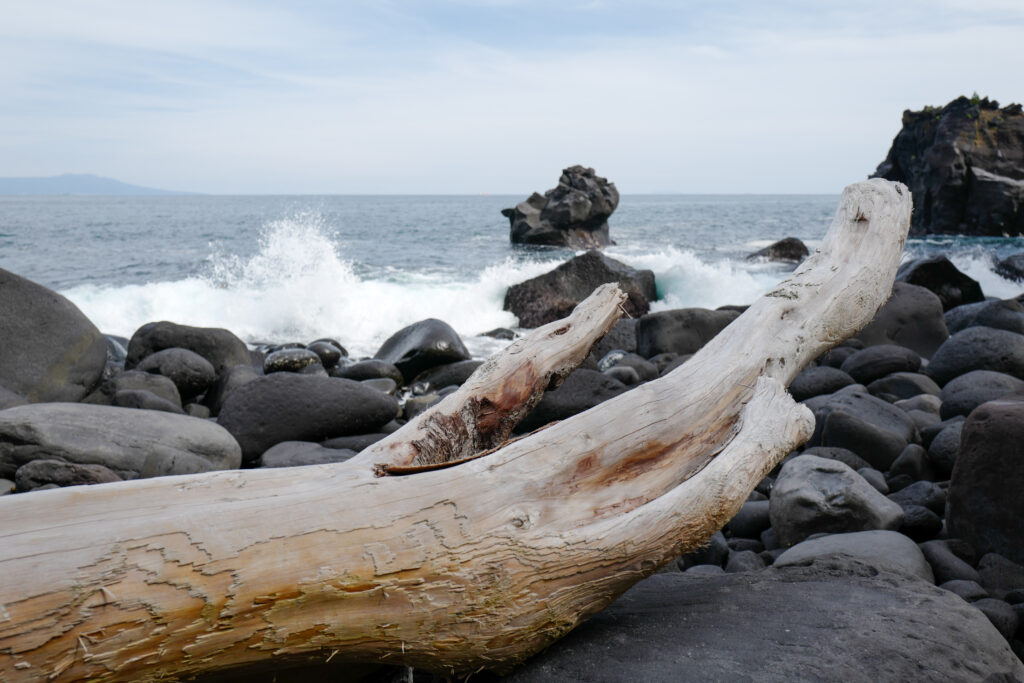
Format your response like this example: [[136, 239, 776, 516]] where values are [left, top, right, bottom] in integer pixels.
[[502, 165, 619, 248], [871, 95, 1024, 236]]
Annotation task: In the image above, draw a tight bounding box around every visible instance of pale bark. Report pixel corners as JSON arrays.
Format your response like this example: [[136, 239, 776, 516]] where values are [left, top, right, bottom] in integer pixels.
[[0, 180, 911, 681]]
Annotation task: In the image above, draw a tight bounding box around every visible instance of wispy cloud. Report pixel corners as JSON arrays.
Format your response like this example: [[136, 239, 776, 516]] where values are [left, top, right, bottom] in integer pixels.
[[0, 1, 1020, 192]]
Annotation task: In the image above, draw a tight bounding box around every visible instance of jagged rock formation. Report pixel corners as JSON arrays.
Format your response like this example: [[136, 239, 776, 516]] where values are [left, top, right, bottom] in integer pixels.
[[502, 166, 620, 248], [871, 95, 1024, 235]]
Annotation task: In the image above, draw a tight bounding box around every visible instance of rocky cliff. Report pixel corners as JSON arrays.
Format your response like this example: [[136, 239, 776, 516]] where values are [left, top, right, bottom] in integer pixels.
[[871, 96, 1024, 236], [502, 166, 619, 248]]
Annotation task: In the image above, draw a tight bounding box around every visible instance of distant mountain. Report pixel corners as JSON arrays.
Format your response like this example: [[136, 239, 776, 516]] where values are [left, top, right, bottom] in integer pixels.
[[0, 173, 192, 195]]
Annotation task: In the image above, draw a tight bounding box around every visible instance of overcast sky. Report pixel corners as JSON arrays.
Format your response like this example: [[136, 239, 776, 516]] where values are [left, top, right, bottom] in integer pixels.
[[1, 1, 1021, 194]]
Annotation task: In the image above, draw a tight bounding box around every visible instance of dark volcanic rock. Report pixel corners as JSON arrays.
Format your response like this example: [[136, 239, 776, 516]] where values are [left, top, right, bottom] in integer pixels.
[[927, 326, 1024, 385], [503, 251, 656, 328], [0, 403, 241, 480], [203, 364, 261, 417], [789, 366, 855, 401], [263, 348, 322, 374], [996, 252, 1024, 282], [871, 95, 1024, 236], [895, 256, 984, 311], [808, 388, 920, 471], [411, 360, 483, 393], [504, 558, 1024, 682], [773, 530, 933, 581], [635, 308, 740, 358], [125, 321, 250, 376], [746, 237, 809, 264], [857, 282, 949, 359], [373, 319, 470, 384], [330, 359, 403, 385], [217, 373, 399, 463], [14, 458, 122, 491], [112, 388, 186, 414], [867, 372, 940, 400], [947, 298, 1024, 335], [257, 441, 357, 468], [581, 319, 637, 370], [940, 369, 1024, 419], [83, 369, 182, 408], [0, 267, 108, 402], [502, 165, 620, 248], [515, 369, 627, 433], [769, 455, 904, 547], [839, 344, 921, 384], [136, 347, 216, 401], [947, 398, 1024, 565]]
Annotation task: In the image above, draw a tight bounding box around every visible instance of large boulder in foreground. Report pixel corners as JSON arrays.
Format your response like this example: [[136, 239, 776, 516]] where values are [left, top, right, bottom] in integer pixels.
[[503, 252, 656, 328], [505, 559, 1024, 682], [871, 95, 1024, 236], [217, 373, 399, 463], [125, 321, 250, 376], [502, 166, 620, 248], [0, 403, 241, 480], [373, 319, 471, 384], [0, 268, 108, 402], [947, 398, 1024, 566]]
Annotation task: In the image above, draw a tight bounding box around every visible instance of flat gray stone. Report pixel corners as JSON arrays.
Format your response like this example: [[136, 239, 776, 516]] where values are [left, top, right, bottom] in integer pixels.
[[774, 530, 934, 582]]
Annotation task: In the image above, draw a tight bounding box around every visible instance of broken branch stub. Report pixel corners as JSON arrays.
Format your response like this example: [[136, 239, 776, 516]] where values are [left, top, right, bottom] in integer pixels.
[[0, 179, 911, 681]]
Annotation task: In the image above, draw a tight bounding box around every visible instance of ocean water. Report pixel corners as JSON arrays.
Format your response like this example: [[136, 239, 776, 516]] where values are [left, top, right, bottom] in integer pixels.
[[1, 194, 1022, 359]]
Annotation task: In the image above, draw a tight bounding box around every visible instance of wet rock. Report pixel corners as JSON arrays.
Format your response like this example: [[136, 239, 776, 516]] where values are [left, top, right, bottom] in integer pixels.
[[635, 308, 740, 358], [411, 360, 483, 393], [361, 378, 398, 396], [769, 455, 904, 547], [939, 369, 1024, 419], [789, 366, 854, 401], [996, 253, 1024, 282], [125, 321, 250, 376], [374, 319, 470, 384], [503, 557, 1024, 682], [502, 165, 619, 248], [217, 374, 399, 463], [404, 393, 442, 421], [14, 458, 122, 491], [331, 359, 404, 385], [947, 398, 1024, 564], [857, 282, 949, 359], [745, 237, 809, 264], [927, 326, 1024, 385], [264, 348, 322, 374], [136, 347, 216, 400], [0, 267, 108, 402], [516, 369, 628, 433], [503, 251, 656, 328], [840, 345, 922, 385], [305, 340, 344, 369], [0, 403, 241, 480], [895, 256, 985, 311]]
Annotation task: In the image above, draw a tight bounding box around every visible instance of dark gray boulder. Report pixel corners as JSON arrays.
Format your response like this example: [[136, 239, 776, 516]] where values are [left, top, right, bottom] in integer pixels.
[[857, 282, 949, 359], [202, 364, 260, 417], [927, 326, 1024, 385], [257, 441, 357, 468], [330, 359, 404, 385], [0, 403, 241, 480], [867, 372, 940, 400], [635, 308, 740, 358], [927, 419, 964, 479], [125, 321, 250, 376], [871, 96, 1024, 236], [801, 446, 872, 472], [581, 319, 637, 371], [889, 480, 946, 516], [136, 347, 216, 401], [770, 455, 904, 547], [320, 432, 388, 452], [305, 340, 344, 369], [14, 458, 122, 491], [774, 530, 934, 582], [0, 267, 107, 402], [83, 369, 182, 408], [217, 373, 399, 463], [978, 553, 1024, 600], [503, 251, 656, 328], [789, 366, 854, 401], [504, 558, 1024, 682], [946, 298, 1024, 335], [677, 531, 729, 570], [921, 540, 982, 585], [839, 344, 921, 385], [940, 369, 1024, 419], [947, 398, 1024, 565], [502, 165, 619, 248], [895, 256, 984, 311], [996, 252, 1024, 282], [726, 500, 771, 539], [745, 237, 809, 264], [112, 389, 186, 414], [373, 319, 470, 384], [515, 369, 627, 433], [411, 360, 483, 393], [263, 348, 322, 374], [808, 388, 920, 471]]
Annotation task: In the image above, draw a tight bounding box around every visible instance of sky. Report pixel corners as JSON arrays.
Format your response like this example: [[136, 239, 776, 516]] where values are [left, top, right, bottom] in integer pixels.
[[0, 1, 1021, 194]]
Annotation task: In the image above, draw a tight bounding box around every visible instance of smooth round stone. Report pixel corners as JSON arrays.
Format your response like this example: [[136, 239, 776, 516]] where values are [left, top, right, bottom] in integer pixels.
[[264, 348, 323, 374], [867, 372, 940, 400], [789, 366, 854, 401], [774, 530, 934, 582], [136, 347, 216, 400], [856, 282, 949, 360], [112, 389, 186, 415], [927, 326, 1024, 386], [841, 345, 922, 385], [361, 378, 398, 395], [306, 341, 344, 369], [973, 598, 1019, 640], [331, 359, 404, 385], [939, 369, 1024, 419], [14, 459, 122, 491], [920, 540, 982, 584], [126, 321, 250, 376], [724, 550, 766, 573], [374, 318, 471, 383], [940, 579, 989, 602], [899, 504, 943, 542]]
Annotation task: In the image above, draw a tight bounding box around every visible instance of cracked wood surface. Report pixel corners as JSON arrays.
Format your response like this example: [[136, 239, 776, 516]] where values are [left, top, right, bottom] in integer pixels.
[[0, 180, 911, 681]]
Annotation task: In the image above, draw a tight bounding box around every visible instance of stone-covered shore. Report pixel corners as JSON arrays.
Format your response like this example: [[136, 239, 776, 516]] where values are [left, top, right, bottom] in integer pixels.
[[2, 249, 1024, 680]]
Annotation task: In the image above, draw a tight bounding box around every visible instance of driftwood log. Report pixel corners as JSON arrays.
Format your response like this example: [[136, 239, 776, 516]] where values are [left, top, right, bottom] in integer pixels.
[[0, 180, 911, 681]]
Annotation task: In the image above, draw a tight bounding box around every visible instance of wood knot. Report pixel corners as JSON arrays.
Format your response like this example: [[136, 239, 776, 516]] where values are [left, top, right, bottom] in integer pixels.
[[553, 325, 570, 336]]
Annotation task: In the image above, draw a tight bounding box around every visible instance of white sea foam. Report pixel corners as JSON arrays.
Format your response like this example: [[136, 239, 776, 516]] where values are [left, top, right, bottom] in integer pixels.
[[62, 215, 564, 358], [948, 253, 1023, 300]]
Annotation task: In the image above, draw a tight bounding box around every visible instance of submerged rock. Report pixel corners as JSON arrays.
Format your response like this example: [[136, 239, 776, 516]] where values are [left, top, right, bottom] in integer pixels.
[[746, 237, 809, 264], [502, 165, 620, 248]]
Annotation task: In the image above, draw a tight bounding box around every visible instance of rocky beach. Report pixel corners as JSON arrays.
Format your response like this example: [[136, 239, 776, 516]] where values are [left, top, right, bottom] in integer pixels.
[[2, 97, 1024, 681]]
